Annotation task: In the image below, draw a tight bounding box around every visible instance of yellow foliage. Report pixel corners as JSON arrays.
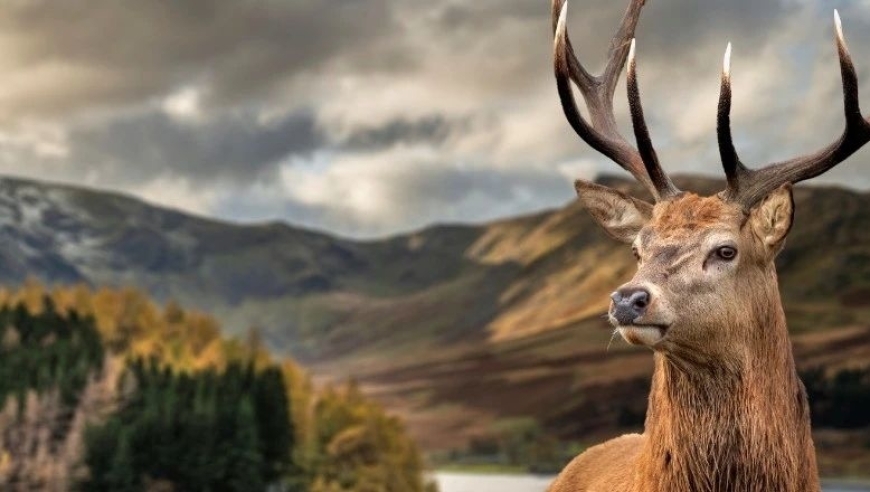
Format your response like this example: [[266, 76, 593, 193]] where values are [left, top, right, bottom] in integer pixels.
[[0, 282, 241, 373], [311, 382, 433, 492], [0, 280, 435, 491]]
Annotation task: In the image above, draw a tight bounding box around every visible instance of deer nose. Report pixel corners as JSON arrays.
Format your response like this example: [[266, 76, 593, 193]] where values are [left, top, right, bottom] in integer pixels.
[[610, 287, 651, 325]]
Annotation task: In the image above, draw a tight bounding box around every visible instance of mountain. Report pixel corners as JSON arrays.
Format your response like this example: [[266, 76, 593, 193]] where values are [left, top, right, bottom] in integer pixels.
[[0, 176, 505, 358], [1, 174, 869, 469]]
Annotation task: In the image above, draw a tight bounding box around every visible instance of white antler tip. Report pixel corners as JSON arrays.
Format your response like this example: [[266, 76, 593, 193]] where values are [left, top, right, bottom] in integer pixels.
[[628, 38, 637, 66], [724, 42, 732, 77], [834, 10, 844, 41], [555, 0, 569, 41]]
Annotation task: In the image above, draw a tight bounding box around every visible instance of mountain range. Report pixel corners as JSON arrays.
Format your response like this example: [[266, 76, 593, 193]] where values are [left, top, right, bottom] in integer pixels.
[[1, 173, 869, 460]]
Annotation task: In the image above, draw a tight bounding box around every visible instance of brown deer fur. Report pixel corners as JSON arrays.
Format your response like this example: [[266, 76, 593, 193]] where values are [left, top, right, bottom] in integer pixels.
[[548, 189, 820, 492]]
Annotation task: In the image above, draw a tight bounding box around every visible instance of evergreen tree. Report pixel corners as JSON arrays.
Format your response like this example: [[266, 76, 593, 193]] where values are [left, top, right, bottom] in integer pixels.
[[104, 429, 137, 491], [223, 398, 265, 491]]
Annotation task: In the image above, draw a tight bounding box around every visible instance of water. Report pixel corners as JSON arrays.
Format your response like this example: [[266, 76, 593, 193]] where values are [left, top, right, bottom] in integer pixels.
[[434, 472, 870, 492], [435, 472, 554, 492]]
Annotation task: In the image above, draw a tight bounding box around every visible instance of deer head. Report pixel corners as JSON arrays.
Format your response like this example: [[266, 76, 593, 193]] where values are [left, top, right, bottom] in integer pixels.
[[553, 0, 870, 362]]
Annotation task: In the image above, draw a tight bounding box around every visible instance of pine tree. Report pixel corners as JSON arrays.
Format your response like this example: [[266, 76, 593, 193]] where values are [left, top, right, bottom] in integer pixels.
[[254, 367, 293, 482], [105, 429, 138, 491], [223, 398, 265, 491]]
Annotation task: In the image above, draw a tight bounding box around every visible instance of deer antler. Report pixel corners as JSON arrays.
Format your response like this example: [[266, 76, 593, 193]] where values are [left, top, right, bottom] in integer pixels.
[[719, 10, 870, 209], [553, 0, 679, 201]]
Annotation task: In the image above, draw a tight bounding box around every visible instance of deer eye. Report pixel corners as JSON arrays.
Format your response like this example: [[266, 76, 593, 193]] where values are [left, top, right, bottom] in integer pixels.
[[715, 245, 737, 261]]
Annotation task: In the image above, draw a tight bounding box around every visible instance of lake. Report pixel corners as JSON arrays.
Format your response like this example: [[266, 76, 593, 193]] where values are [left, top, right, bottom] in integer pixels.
[[435, 472, 554, 492], [434, 472, 870, 492]]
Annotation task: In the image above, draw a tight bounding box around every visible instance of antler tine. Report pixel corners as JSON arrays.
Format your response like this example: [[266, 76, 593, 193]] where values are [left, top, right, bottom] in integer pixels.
[[718, 42, 748, 197], [723, 11, 870, 209], [550, 0, 594, 90], [553, 0, 678, 201], [627, 39, 680, 198]]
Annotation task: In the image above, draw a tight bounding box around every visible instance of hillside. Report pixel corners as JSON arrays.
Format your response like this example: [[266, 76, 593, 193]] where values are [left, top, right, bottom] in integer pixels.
[[1, 174, 870, 474], [0, 176, 496, 359]]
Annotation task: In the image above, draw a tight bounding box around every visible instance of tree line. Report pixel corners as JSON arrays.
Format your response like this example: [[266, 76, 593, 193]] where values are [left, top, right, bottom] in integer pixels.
[[0, 281, 436, 491], [83, 359, 294, 491]]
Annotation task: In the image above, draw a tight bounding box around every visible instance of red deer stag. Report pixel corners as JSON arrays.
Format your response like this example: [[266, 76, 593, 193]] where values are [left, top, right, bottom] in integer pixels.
[[547, 1, 870, 491]]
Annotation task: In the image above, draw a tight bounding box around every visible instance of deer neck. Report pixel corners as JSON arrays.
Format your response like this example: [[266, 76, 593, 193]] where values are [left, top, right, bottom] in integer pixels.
[[635, 282, 819, 492]]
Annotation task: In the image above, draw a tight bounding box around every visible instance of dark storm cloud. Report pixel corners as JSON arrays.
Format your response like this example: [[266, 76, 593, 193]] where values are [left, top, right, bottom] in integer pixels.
[[66, 108, 324, 182], [341, 115, 461, 151], [629, 0, 792, 57], [0, 0, 792, 118], [0, 0, 401, 117], [431, 0, 789, 64]]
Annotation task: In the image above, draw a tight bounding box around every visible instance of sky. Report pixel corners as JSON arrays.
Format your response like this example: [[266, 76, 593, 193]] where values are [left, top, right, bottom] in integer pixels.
[[0, 0, 869, 238]]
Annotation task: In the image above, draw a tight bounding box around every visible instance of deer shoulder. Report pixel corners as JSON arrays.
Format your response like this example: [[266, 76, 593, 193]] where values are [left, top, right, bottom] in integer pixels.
[[548, 433, 643, 492]]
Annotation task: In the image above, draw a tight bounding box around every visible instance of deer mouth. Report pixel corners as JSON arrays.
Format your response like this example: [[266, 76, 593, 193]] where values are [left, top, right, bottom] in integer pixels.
[[617, 324, 669, 346]]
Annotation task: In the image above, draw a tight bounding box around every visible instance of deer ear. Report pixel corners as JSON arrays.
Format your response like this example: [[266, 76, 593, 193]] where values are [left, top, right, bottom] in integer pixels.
[[575, 180, 653, 243], [748, 183, 794, 254]]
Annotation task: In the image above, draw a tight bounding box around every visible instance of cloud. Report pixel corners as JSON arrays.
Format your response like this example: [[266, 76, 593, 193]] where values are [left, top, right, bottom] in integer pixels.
[[249, 147, 591, 237], [66, 107, 325, 183], [340, 115, 459, 152], [0, 0, 400, 119], [0, 0, 869, 238]]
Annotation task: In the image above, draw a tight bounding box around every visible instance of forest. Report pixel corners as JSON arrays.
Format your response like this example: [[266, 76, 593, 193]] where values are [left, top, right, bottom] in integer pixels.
[[0, 281, 437, 491]]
